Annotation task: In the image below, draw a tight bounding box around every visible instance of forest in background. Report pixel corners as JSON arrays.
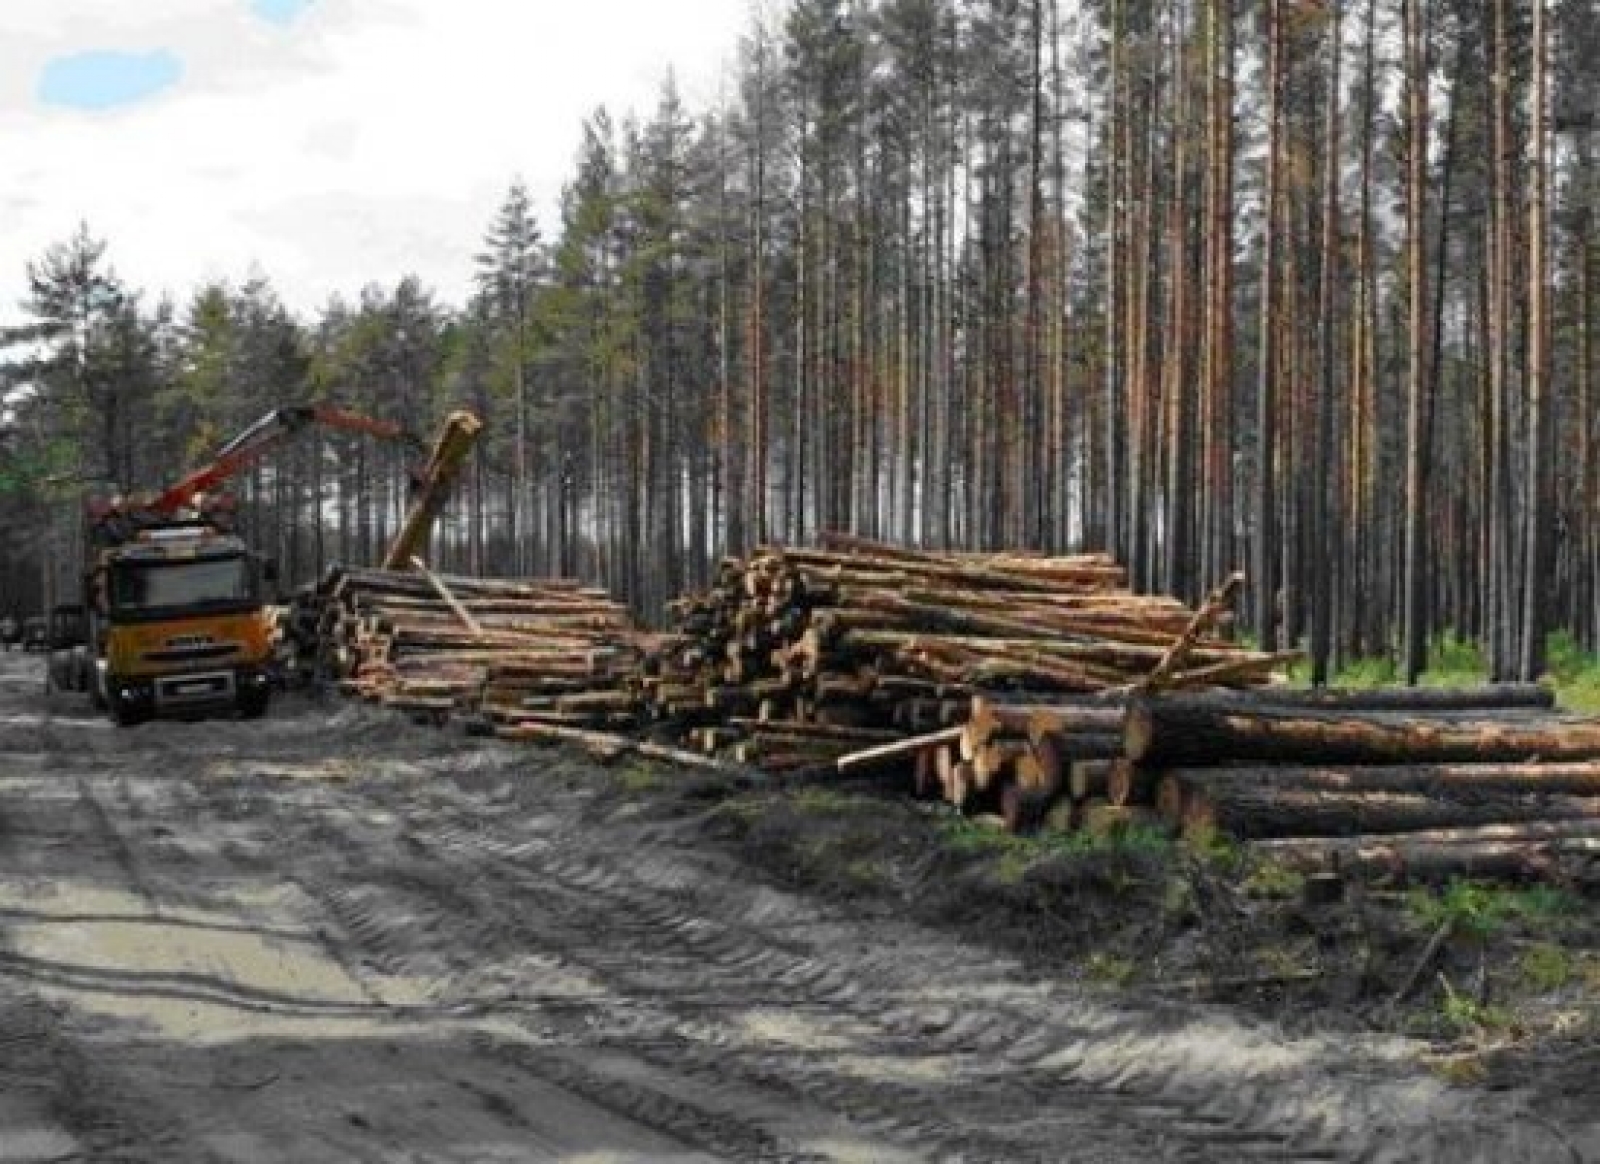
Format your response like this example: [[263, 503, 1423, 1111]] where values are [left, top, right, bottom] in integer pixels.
[[1, 0, 1597, 685]]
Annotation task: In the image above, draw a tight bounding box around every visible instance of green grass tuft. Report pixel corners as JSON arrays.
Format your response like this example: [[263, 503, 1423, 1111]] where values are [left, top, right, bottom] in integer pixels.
[[1242, 857, 1306, 900], [1084, 951, 1137, 986], [1405, 880, 1577, 941], [1520, 942, 1574, 992]]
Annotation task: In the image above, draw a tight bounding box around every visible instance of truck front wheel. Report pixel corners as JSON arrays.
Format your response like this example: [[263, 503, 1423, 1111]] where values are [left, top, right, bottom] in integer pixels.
[[109, 693, 149, 727], [238, 687, 270, 719]]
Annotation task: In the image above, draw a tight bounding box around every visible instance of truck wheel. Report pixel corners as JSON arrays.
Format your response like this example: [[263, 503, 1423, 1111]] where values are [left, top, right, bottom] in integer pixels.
[[109, 693, 148, 728], [239, 688, 270, 720]]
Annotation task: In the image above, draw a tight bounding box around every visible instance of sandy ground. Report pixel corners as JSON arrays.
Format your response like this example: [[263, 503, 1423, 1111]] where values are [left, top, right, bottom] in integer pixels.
[[0, 651, 1592, 1162]]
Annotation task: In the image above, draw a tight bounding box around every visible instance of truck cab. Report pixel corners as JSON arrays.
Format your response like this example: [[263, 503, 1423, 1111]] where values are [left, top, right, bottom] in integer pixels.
[[88, 517, 275, 726]]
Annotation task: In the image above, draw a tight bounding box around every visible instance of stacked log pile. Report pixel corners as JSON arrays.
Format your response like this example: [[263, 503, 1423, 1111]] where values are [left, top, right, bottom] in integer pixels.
[[900, 682, 1592, 882], [644, 534, 1289, 777], [303, 565, 643, 725], [832, 680, 1600, 883], [1119, 686, 1600, 883]]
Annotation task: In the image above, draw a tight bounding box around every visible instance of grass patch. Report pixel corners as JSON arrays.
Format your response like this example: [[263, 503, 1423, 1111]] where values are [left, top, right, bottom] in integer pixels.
[[1427, 1051, 1490, 1086], [1084, 951, 1137, 986], [790, 786, 858, 815], [1285, 627, 1600, 705], [1520, 943, 1574, 992], [1242, 857, 1306, 900], [1438, 976, 1516, 1036], [1546, 629, 1600, 712], [616, 761, 665, 794], [938, 815, 1028, 858], [1422, 633, 1489, 686], [1405, 881, 1579, 941], [939, 815, 1173, 865], [1407, 881, 1517, 939], [1184, 824, 1244, 872], [1331, 654, 1399, 689]]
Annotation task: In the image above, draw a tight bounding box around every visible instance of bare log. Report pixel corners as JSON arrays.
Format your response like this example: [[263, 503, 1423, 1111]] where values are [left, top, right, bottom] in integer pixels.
[[1155, 761, 1600, 798], [1125, 699, 1600, 767], [833, 726, 966, 774], [1171, 776, 1600, 839]]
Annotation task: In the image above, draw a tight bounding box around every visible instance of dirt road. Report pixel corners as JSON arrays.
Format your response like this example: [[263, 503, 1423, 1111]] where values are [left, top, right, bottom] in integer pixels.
[[0, 652, 1589, 1162]]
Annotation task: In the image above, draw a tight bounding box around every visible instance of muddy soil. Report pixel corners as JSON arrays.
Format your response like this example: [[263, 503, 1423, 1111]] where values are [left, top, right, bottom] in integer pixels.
[[0, 651, 1592, 1162]]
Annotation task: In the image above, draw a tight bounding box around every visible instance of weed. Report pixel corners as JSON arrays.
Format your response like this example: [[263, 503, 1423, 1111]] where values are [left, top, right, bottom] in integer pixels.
[[1242, 857, 1306, 900], [1580, 955, 1600, 992], [714, 796, 765, 823], [1257, 942, 1313, 980], [1438, 975, 1514, 1036], [994, 848, 1032, 886], [1161, 876, 1197, 920], [939, 815, 1017, 856], [1555, 673, 1600, 714], [792, 786, 854, 814], [1185, 825, 1243, 872], [842, 856, 885, 889], [1108, 824, 1175, 858], [1334, 654, 1399, 689], [1506, 885, 1580, 924], [617, 762, 663, 793], [1085, 950, 1137, 986], [1539, 629, 1600, 710], [1423, 633, 1488, 686], [1520, 943, 1573, 992], [1407, 880, 1517, 940], [1427, 1051, 1489, 1086]]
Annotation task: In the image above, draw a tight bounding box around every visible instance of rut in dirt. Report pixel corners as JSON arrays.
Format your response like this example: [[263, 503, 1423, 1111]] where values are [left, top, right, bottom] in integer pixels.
[[0, 654, 1589, 1163]]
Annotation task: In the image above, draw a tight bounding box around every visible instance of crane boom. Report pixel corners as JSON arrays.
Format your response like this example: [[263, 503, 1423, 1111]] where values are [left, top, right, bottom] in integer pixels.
[[151, 405, 423, 514]]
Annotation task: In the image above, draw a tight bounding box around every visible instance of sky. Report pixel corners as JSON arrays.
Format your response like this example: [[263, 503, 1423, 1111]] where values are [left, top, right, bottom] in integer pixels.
[[1, 0, 752, 321]]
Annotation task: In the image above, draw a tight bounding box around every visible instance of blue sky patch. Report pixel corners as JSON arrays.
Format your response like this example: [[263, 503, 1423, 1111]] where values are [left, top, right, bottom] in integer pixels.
[[251, 0, 315, 26], [37, 50, 184, 112]]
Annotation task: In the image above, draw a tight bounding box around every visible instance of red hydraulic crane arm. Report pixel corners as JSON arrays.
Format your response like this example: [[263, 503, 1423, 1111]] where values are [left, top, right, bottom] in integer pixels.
[[150, 405, 422, 514]]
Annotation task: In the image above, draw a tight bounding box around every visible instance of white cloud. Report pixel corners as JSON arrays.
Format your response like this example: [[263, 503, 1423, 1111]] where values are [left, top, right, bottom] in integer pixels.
[[0, 0, 751, 320]]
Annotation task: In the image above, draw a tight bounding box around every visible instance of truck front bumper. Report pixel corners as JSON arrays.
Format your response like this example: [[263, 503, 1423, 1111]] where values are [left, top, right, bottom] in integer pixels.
[[110, 666, 269, 714]]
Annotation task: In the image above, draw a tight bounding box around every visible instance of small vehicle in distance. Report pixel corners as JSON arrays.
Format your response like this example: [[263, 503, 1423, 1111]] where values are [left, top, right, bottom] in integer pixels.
[[21, 617, 48, 652], [45, 603, 95, 702]]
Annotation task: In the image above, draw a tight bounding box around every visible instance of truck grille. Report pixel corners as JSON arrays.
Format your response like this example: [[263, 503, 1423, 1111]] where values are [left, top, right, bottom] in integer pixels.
[[154, 671, 234, 705], [144, 643, 240, 663]]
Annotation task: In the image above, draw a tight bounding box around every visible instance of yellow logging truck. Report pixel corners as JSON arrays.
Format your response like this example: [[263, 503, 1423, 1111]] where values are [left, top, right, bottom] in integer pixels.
[[77, 406, 481, 726]]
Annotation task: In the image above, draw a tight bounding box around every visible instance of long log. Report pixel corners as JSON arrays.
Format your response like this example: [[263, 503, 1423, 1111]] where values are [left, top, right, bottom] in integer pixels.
[[1155, 761, 1600, 798], [1250, 820, 1600, 882], [1169, 778, 1600, 839], [1124, 700, 1600, 767], [838, 729, 960, 773], [497, 720, 741, 772], [1233, 683, 1557, 712]]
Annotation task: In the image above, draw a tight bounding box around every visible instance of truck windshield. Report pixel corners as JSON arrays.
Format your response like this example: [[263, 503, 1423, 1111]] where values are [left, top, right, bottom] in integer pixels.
[[110, 558, 252, 613]]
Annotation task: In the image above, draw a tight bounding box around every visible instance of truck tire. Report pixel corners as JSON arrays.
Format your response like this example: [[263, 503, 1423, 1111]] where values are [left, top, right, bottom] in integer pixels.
[[109, 692, 149, 728], [239, 687, 270, 720]]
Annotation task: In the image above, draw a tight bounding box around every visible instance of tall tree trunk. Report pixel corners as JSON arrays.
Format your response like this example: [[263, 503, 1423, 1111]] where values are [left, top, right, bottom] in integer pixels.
[[1520, 0, 1551, 679], [1401, 0, 1430, 683], [1310, 3, 1342, 685], [1253, 0, 1283, 651]]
